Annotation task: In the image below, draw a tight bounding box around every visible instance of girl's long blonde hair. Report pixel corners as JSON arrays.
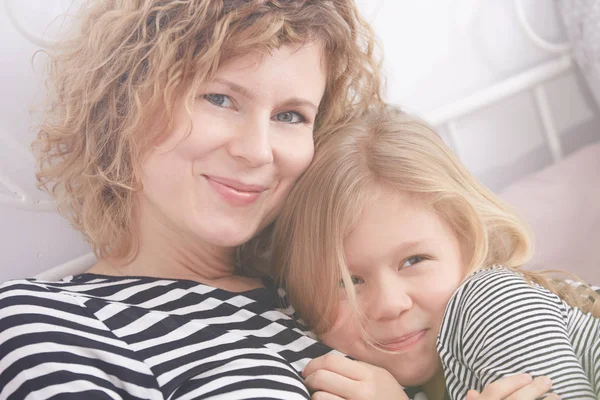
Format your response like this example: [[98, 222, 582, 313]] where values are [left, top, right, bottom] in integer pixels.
[[271, 106, 599, 334], [34, 0, 383, 261]]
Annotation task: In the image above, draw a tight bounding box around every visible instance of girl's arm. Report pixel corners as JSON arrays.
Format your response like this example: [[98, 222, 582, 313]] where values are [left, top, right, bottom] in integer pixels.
[[303, 353, 409, 400], [466, 374, 559, 400], [303, 355, 558, 400], [438, 267, 596, 399]]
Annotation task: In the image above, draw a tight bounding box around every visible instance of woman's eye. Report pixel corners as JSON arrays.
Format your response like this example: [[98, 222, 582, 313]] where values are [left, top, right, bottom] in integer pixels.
[[274, 111, 306, 124], [204, 93, 233, 108], [339, 276, 365, 288], [401, 256, 425, 269]]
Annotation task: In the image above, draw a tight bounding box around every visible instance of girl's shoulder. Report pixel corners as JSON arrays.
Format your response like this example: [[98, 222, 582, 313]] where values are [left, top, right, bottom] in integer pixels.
[[462, 265, 525, 284], [456, 265, 557, 302], [439, 266, 567, 337]]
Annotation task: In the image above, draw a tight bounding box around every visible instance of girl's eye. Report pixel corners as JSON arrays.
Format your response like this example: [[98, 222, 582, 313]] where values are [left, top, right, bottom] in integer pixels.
[[204, 93, 234, 108], [274, 111, 306, 124], [339, 276, 365, 288], [401, 256, 425, 269]]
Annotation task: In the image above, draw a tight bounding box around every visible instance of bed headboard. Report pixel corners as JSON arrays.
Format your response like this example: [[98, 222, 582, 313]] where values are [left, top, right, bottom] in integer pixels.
[[1, 0, 598, 281]]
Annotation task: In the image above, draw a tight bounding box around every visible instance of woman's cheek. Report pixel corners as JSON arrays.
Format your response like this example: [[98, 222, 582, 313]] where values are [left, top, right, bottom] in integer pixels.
[[295, 136, 315, 175], [274, 130, 315, 179]]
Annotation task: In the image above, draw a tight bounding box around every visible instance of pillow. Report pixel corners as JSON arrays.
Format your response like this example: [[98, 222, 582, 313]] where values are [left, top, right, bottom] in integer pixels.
[[499, 141, 600, 284]]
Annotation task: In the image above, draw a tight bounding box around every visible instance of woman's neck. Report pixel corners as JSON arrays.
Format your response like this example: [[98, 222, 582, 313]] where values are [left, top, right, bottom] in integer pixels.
[[90, 244, 263, 292], [88, 208, 263, 292]]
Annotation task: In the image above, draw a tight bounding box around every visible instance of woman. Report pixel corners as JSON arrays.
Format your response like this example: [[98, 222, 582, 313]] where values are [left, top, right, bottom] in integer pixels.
[[0, 1, 382, 398]]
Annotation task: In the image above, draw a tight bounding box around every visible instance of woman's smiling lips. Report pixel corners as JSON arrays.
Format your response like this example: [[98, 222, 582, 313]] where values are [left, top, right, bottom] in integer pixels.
[[204, 175, 269, 206], [374, 330, 427, 352]]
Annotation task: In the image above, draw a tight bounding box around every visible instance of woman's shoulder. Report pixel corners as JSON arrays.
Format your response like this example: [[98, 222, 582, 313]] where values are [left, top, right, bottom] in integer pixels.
[[0, 278, 138, 386], [0, 276, 114, 335], [1, 273, 168, 308], [0, 277, 84, 305]]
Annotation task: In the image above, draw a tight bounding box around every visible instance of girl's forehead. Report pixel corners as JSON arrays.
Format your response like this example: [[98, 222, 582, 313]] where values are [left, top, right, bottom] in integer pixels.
[[344, 192, 451, 251]]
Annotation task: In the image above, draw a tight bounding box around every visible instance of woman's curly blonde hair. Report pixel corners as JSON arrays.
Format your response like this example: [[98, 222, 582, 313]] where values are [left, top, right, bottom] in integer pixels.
[[34, 0, 384, 261]]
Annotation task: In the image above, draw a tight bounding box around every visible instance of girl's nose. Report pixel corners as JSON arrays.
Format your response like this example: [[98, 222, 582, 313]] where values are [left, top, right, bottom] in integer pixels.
[[368, 279, 413, 321]]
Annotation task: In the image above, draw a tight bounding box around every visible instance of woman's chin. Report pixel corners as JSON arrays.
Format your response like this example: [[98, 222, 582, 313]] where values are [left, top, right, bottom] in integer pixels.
[[198, 226, 259, 248]]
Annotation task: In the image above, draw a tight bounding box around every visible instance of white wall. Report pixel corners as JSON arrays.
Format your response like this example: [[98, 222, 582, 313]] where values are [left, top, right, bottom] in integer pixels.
[[360, 0, 570, 110], [0, 0, 90, 280], [1, 0, 598, 281], [357, 0, 599, 190]]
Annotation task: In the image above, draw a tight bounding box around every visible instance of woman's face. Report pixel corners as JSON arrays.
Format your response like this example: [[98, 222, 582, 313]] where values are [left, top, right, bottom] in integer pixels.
[[319, 190, 468, 388], [139, 43, 326, 247]]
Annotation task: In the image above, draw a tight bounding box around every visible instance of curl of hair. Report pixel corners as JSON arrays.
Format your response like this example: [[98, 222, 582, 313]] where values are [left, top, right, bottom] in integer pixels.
[[34, 0, 384, 261], [270, 106, 599, 334]]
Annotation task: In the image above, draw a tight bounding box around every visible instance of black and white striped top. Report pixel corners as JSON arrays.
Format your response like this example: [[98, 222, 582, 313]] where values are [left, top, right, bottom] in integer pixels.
[[438, 266, 600, 400], [0, 273, 335, 399]]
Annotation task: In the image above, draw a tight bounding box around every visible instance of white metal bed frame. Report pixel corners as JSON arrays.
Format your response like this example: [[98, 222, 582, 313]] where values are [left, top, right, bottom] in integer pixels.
[[425, 54, 573, 163], [0, 0, 594, 280]]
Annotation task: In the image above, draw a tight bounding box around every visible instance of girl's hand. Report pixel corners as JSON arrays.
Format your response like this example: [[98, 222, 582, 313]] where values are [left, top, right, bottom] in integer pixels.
[[303, 353, 408, 400], [466, 374, 560, 400]]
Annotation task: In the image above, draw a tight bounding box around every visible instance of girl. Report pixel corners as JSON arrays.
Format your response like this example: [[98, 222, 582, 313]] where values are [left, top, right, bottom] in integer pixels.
[[271, 107, 599, 399]]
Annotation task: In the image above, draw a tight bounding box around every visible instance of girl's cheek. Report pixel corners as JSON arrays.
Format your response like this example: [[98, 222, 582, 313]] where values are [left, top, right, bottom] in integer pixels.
[[319, 308, 362, 351]]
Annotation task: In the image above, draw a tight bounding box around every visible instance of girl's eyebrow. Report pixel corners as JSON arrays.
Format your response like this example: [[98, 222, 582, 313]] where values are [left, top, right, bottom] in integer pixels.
[[346, 240, 432, 270], [214, 78, 319, 112], [395, 240, 431, 254]]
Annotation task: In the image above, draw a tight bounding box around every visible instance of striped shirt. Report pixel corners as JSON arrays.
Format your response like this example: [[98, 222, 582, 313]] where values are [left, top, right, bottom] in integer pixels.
[[438, 266, 600, 400], [0, 273, 335, 399]]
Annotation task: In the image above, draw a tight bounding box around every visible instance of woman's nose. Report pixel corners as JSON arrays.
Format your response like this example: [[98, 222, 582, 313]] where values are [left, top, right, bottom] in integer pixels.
[[368, 279, 413, 321], [227, 115, 274, 167]]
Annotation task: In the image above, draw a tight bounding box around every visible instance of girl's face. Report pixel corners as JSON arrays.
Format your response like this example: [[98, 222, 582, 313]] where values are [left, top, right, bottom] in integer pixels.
[[139, 43, 326, 247], [319, 189, 468, 388]]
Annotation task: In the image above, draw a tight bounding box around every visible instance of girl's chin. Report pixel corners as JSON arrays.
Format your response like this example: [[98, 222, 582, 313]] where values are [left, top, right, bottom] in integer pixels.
[[209, 233, 256, 248], [392, 363, 442, 388]]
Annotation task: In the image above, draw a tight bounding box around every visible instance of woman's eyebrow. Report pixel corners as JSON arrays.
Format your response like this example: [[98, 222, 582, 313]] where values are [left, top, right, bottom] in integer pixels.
[[280, 98, 319, 113], [214, 78, 255, 99]]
